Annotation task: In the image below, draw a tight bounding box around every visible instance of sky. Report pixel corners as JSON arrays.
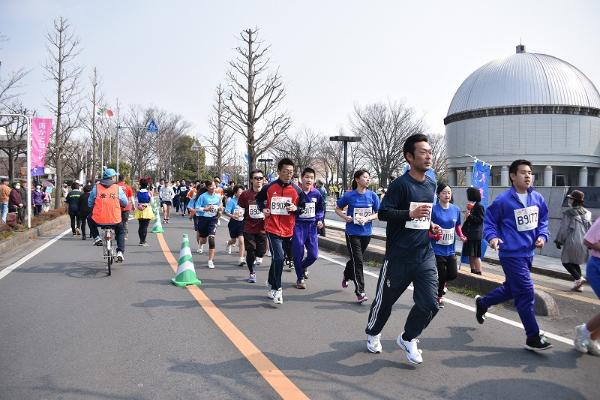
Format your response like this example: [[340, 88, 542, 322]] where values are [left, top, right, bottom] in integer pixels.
[[2, 0, 600, 149]]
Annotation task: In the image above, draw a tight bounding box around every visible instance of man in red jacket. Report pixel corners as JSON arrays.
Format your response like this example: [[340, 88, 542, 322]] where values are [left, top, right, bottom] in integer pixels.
[[256, 158, 305, 305]]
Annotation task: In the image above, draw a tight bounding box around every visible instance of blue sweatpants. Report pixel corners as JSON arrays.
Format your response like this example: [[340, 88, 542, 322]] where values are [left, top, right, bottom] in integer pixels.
[[479, 256, 540, 338], [292, 221, 319, 281]]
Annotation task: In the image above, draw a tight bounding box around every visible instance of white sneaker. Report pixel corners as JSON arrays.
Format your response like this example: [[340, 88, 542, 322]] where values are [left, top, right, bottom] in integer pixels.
[[397, 333, 423, 364], [116, 251, 124, 263], [227, 245, 232, 255], [239, 257, 246, 266], [588, 340, 600, 356], [197, 245, 205, 254], [207, 260, 215, 269], [574, 324, 590, 353], [267, 289, 275, 299], [265, 251, 272, 257], [273, 288, 283, 304], [572, 279, 584, 292], [254, 257, 263, 265], [367, 334, 382, 353]]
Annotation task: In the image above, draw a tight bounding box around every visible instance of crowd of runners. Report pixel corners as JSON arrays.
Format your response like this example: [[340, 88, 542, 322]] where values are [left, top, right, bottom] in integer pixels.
[[69, 133, 600, 364]]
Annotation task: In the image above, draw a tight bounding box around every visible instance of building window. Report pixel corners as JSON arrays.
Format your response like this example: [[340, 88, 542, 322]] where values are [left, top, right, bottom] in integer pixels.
[[555, 175, 566, 186]]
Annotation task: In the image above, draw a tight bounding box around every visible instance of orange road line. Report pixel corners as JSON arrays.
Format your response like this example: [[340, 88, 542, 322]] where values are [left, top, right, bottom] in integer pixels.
[[157, 233, 309, 400]]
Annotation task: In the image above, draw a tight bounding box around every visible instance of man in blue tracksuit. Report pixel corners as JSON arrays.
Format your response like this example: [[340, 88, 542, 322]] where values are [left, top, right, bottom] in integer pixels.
[[475, 159, 552, 351], [292, 167, 325, 289]]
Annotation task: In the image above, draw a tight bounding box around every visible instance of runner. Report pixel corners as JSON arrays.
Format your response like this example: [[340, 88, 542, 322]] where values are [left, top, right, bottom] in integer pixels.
[[224, 184, 247, 267], [574, 216, 600, 355], [214, 177, 224, 226], [117, 175, 135, 240], [364, 133, 440, 364], [64, 182, 83, 236], [292, 167, 325, 289], [238, 169, 267, 283], [430, 182, 466, 308], [475, 159, 552, 351], [133, 178, 155, 247], [188, 180, 223, 268], [179, 180, 190, 216], [256, 158, 305, 304], [159, 181, 175, 224], [335, 169, 380, 303]]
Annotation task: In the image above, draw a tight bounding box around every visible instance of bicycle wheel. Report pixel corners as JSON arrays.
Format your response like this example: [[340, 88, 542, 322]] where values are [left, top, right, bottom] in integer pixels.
[[106, 239, 113, 276]]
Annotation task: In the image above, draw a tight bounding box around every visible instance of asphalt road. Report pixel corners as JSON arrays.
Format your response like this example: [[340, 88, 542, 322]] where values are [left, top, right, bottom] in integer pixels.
[[0, 215, 599, 400]]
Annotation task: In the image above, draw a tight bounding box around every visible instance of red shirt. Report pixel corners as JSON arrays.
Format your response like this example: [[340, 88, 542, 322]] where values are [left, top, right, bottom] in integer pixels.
[[117, 182, 134, 211], [237, 188, 265, 234], [255, 180, 305, 238]]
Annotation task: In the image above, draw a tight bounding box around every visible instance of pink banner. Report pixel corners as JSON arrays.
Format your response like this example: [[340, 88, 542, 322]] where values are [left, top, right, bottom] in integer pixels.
[[31, 118, 53, 176]]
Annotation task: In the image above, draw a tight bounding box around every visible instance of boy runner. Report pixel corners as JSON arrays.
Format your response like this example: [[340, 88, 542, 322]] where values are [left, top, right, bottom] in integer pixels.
[[188, 180, 223, 269], [238, 169, 267, 283]]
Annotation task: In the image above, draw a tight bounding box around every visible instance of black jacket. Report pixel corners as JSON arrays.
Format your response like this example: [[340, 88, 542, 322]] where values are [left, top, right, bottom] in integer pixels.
[[78, 192, 91, 217], [462, 202, 484, 241]]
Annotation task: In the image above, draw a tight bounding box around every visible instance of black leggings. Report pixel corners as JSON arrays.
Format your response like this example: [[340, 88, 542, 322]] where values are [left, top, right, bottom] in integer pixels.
[[138, 219, 151, 243], [562, 262, 582, 280], [69, 213, 82, 233], [436, 255, 458, 297], [344, 234, 371, 295]]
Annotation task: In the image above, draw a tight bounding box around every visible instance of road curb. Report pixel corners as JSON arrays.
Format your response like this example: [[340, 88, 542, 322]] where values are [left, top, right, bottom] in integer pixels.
[[0, 214, 70, 256], [318, 234, 560, 317]]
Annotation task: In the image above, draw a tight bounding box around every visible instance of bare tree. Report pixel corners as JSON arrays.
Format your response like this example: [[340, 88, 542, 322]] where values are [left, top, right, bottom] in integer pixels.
[[79, 67, 105, 180], [272, 128, 322, 174], [0, 33, 29, 107], [429, 133, 448, 181], [43, 17, 83, 207], [204, 84, 235, 179], [0, 102, 32, 181], [120, 106, 157, 180], [350, 101, 423, 188], [225, 28, 291, 178], [152, 109, 190, 180]]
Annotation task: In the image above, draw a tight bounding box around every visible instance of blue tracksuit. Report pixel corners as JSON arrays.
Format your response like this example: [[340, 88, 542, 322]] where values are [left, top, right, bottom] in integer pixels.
[[292, 188, 325, 280], [480, 186, 549, 338]]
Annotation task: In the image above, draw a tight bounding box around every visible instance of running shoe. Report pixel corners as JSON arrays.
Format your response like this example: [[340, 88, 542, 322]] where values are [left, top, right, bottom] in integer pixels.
[[75, 228, 81, 235], [356, 293, 368, 303], [572, 278, 585, 292], [197, 245, 204, 254], [273, 288, 283, 304], [93, 237, 102, 246], [207, 260, 215, 269], [227, 245, 232, 255], [254, 257, 263, 266], [247, 272, 256, 283], [285, 258, 294, 270], [239, 257, 246, 267], [266, 281, 274, 299], [437, 296, 445, 309], [116, 251, 124, 263], [443, 285, 448, 295], [574, 324, 590, 353], [342, 277, 348, 289], [524, 335, 553, 352], [588, 340, 600, 356], [367, 334, 382, 353], [303, 269, 310, 279], [475, 295, 487, 324], [397, 333, 423, 364], [296, 279, 306, 289]]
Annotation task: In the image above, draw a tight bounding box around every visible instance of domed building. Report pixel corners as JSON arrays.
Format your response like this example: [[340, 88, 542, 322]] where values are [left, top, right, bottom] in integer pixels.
[[445, 44, 600, 187]]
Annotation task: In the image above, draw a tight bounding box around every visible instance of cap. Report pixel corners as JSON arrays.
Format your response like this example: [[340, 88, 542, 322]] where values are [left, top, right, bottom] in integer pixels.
[[103, 168, 117, 179], [567, 190, 584, 202]]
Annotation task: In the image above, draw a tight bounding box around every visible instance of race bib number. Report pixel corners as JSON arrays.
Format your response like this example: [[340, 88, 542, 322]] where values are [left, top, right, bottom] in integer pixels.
[[353, 207, 373, 225], [248, 204, 264, 219], [233, 206, 245, 221], [203, 204, 218, 217], [300, 202, 316, 219], [271, 196, 292, 215], [405, 202, 432, 230], [436, 228, 455, 245], [514, 206, 539, 232]]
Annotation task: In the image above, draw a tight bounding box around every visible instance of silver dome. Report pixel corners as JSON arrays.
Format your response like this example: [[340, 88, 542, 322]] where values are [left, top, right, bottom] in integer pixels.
[[447, 46, 600, 117]]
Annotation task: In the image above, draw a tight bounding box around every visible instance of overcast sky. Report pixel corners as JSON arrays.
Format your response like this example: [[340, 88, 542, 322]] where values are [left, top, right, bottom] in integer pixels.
[[2, 0, 600, 147]]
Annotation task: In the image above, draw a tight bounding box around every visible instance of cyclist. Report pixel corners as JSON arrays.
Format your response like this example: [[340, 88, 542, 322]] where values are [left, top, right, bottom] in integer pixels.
[[88, 168, 128, 262]]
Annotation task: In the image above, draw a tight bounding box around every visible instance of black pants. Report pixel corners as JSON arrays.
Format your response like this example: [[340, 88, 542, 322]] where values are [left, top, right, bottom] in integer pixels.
[[562, 262, 582, 280], [79, 214, 89, 237], [138, 218, 151, 243], [318, 211, 326, 237], [69, 212, 82, 233], [283, 235, 293, 261], [244, 232, 267, 273], [88, 216, 126, 253], [436, 255, 458, 297], [344, 234, 371, 295], [365, 248, 439, 340], [34, 205, 42, 216]]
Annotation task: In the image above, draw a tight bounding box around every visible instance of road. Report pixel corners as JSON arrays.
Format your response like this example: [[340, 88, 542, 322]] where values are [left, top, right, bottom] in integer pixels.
[[0, 215, 598, 400]]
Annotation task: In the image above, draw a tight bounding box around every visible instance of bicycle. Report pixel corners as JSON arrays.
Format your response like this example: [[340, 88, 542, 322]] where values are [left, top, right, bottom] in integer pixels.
[[102, 227, 115, 276]]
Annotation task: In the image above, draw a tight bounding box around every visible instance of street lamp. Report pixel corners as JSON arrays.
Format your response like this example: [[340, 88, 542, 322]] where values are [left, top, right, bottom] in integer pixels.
[[329, 135, 361, 192], [257, 158, 273, 177]]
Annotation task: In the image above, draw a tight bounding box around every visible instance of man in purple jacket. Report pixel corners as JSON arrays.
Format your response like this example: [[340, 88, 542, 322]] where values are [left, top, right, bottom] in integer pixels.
[[292, 167, 325, 289], [475, 159, 551, 351]]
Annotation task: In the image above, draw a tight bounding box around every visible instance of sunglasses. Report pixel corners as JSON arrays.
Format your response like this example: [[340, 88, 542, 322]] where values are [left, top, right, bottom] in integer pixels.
[[253, 176, 264, 180]]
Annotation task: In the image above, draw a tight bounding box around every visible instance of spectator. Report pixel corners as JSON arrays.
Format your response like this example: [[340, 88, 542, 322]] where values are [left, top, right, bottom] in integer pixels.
[[65, 182, 83, 236], [555, 190, 592, 291], [32, 184, 44, 216], [462, 187, 484, 275], [42, 186, 52, 212], [9, 182, 24, 225], [78, 184, 92, 239], [0, 178, 11, 223]]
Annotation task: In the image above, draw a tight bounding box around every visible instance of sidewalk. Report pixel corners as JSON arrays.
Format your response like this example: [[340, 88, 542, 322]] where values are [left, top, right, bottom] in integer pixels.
[[324, 217, 575, 281]]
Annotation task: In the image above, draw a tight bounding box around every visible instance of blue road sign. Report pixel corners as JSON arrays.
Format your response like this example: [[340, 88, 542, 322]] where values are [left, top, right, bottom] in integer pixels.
[[147, 120, 158, 133]]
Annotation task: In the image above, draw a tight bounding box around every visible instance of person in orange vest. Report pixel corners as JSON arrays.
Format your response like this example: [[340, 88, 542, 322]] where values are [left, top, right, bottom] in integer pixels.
[[87, 168, 129, 262]]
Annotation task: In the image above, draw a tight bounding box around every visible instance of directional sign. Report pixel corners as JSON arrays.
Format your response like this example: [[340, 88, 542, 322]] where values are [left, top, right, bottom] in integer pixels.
[[146, 119, 158, 133]]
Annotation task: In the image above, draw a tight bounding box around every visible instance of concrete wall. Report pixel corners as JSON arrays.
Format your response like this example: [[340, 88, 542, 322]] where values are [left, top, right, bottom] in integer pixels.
[[451, 186, 599, 258]]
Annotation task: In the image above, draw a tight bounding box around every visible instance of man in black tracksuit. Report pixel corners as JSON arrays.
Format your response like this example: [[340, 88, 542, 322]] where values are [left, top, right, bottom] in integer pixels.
[[364, 133, 441, 365]]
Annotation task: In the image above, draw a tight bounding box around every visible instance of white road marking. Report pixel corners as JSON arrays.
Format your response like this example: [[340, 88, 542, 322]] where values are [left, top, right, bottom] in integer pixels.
[[318, 253, 574, 346], [0, 228, 71, 281]]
